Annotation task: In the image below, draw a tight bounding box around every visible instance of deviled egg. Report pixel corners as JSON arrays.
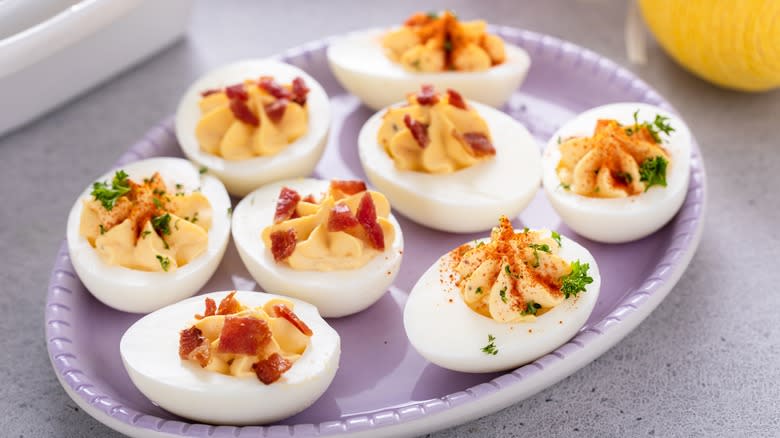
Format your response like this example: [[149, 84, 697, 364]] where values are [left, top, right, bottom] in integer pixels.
[[542, 102, 692, 243], [175, 59, 330, 196], [66, 157, 231, 313], [121, 290, 340, 424], [232, 178, 404, 317], [358, 85, 541, 233], [404, 216, 600, 373], [327, 11, 530, 109]]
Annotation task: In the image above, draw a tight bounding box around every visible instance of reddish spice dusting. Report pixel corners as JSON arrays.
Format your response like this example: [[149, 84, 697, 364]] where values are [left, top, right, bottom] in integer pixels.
[[302, 194, 318, 204], [229, 98, 259, 126], [200, 88, 220, 97], [356, 193, 385, 250], [258, 76, 291, 100], [274, 187, 301, 224], [195, 298, 217, 320], [271, 304, 313, 336], [404, 114, 429, 148], [461, 132, 496, 157], [446, 88, 467, 110], [330, 179, 367, 196], [291, 77, 310, 106], [225, 83, 249, 101], [217, 316, 272, 355], [270, 228, 297, 261], [327, 203, 359, 232], [416, 84, 439, 105], [216, 291, 242, 315], [264, 98, 288, 123], [252, 352, 292, 384]]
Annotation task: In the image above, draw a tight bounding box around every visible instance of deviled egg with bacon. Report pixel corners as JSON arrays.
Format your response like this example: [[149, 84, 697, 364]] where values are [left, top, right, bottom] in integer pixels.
[[358, 84, 541, 233], [121, 290, 340, 424], [327, 10, 530, 109], [231, 178, 404, 317], [66, 157, 231, 313], [542, 102, 692, 243], [175, 59, 330, 196], [404, 216, 600, 373]]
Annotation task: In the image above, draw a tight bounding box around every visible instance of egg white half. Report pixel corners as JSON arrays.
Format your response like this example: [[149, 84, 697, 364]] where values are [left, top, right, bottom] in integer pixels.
[[66, 157, 231, 313], [542, 102, 692, 243], [175, 59, 330, 197], [404, 232, 600, 373], [232, 178, 405, 318], [120, 290, 340, 425], [358, 99, 542, 233], [327, 28, 531, 110]]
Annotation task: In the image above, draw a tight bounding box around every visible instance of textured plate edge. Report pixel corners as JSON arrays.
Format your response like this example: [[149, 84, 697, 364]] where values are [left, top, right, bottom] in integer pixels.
[[44, 26, 708, 438]]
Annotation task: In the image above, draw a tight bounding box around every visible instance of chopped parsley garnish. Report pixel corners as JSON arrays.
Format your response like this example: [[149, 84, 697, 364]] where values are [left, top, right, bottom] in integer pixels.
[[560, 260, 593, 299], [639, 156, 668, 191], [156, 255, 171, 272], [476, 241, 485, 248], [551, 231, 562, 247], [559, 182, 571, 190], [522, 227, 529, 234], [529, 243, 551, 268], [615, 171, 633, 184], [504, 264, 519, 279], [152, 197, 163, 209], [90, 170, 131, 211], [151, 213, 171, 236], [227, 207, 233, 216], [153, 188, 166, 196], [190, 211, 199, 223], [481, 334, 498, 355], [174, 219, 180, 231], [199, 166, 208, 174], [175, 183, 183, 190], [625, 110, 675, 143], [499, 287, 508, 303], [426, 11, 439, 19], [99, 224, 105, 235], [521, 301, 542, 316], [475, 286, 483, 294], [141, 230, 151, 239]]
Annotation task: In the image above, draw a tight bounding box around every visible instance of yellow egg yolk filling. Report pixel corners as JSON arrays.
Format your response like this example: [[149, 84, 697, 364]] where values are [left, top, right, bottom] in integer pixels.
[[449, 216, 580, 323], [382, 10, 506, 72], [79, 171, 211, 272], [377, 86, 495, 173], [179, 292, 313, 384], [557, 117, 672, 198], [195, 77, 308, 160], [262, 182, 396, 271]]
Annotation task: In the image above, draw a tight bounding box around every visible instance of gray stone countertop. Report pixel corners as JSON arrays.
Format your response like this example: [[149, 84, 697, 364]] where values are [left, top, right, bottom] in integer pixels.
[[1, 0, 778, 437]]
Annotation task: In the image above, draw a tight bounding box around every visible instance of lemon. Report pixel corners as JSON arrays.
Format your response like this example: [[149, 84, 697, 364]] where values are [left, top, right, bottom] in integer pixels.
[[639, 0, 780, 92]]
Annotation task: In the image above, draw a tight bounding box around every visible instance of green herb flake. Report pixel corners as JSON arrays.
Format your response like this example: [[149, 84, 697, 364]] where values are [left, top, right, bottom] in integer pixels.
[[504, 264, 519, 279], [529, 243, 551, 253], [559, 182, 571, 190], [99, 224, 105, 235], [521, 301, 542, 316], [156, 255, 171, 272], [615, 171, 633, 184], [625, 110, 675, 143], [199, 166, 208, 175], [227, 207, 233, 216], [141, 230, 151, 239], [90, 170, 131, 211], [411, 59, 421, 70], [475, 286, 483, 295], [560, 260, 593, 299], [426, 11, 439, 19], [175, 183, 183, 190], [152, 197, 163, 209], [639, 156, 668, 191], [151, 213, 171, 236], [481, 334, 498, 355], [551, 231, 562, 247], [500, 287, 508, 303]]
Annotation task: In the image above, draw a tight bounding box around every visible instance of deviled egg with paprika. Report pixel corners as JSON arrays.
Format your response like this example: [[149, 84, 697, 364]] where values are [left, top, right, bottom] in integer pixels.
[[66, 157, 231, 313], [327, 11, 530, 109], [358, 85, 541, 233], [175, 59, 330, 196]]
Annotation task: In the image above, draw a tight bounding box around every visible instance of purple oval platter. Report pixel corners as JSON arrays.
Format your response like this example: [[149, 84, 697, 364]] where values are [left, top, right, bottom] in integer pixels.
[[46, 27, 707, 438]]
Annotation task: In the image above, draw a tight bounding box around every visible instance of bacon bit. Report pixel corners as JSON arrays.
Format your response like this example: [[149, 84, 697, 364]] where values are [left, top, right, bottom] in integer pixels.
[[271, 304, 313, 336], [356, 193, 385, 250], [447, 89, 467, 110], [274, 187, 301, 223], [225, 83, 249, 101], [229, 98, 259, 126], [416, 84, 439, 105], [264, 98, 288, 123], [179, 326, 210, 367], [291, 77, 310, 106], [462, 132, 496, 156], [330, 179, 367, 196], [217, 316, 272, 355], [302, 194, 318, 204], [195, 297, 217, 320], [404, 114, 429, 148], [200, 88, 221, 97], [327, 203, 359, 232], [258, 76, 291, 100], [270, 229, 297, 261], [216, 291, 242, 315], [252, 353, 292, 384]]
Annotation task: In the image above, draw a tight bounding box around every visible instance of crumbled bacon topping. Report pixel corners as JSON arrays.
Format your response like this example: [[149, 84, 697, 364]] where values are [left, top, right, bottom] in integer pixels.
[[301, 193, 318, 204], [329, 179, 367, 197], [258, 76, 291, 100], [252, 353, 292, 384], [216, 291, 242, 315], [225, 83, 249, 101], [446, 88, 467, 110], [416, 84, 439, 106], [217, 316, 272, 355], [291, 77, 310, 106], [195, 297, 217, 320], [356, 193, 385, 250], [274, 187, 301, 224], [270, 229, 297, 261], [461, 132, 495, 157], [327, 203, 359, 232], [271, 304, 313, 336], [179, 326, 210, 367], [229, 98, 259, 126], [404, 114, 429, 148], [264, 98, 288, 123]]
